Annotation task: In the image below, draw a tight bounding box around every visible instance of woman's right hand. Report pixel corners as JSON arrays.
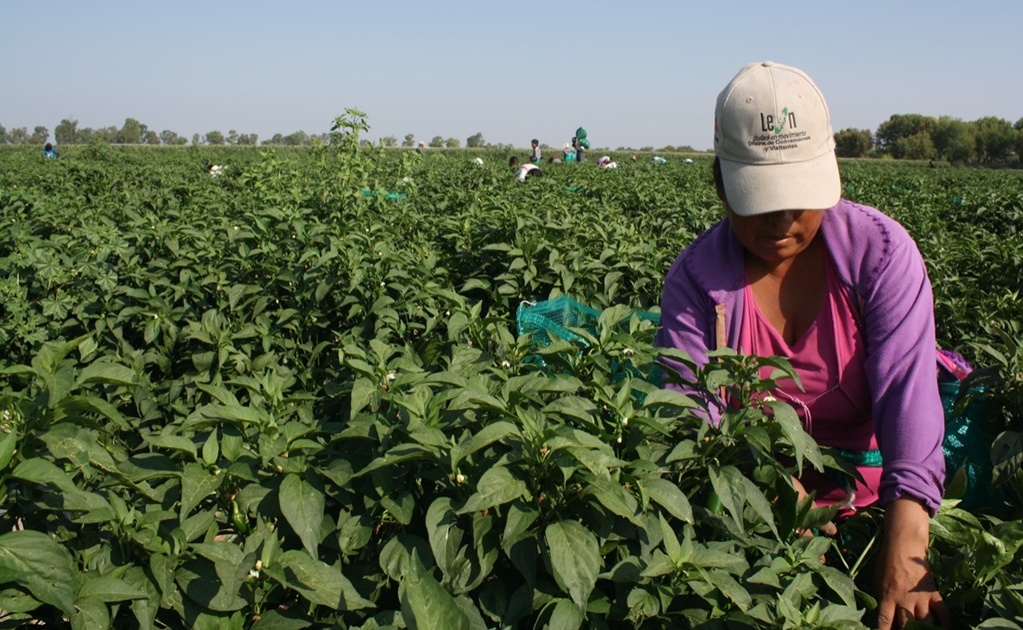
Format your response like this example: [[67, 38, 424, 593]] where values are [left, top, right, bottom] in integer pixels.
[[792, 475, 838, 537]]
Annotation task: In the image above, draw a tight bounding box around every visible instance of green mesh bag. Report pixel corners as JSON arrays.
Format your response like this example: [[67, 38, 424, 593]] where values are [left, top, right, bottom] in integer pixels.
[[516, 296, 659, 383], [940, 380, 994, 508], [516, 296, 658, 348]]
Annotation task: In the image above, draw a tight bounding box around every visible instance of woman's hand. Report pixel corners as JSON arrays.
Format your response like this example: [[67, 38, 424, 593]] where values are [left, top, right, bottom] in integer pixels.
[[875, 497, 950, 629], [791, 475, 837, 537]]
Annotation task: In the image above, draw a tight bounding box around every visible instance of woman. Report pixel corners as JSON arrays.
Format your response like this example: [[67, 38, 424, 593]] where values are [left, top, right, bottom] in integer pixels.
[[656, 61, 949, 629]]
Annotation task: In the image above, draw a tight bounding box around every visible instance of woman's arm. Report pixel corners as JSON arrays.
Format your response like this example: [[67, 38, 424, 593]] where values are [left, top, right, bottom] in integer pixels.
[[875, 498, 949, 629]]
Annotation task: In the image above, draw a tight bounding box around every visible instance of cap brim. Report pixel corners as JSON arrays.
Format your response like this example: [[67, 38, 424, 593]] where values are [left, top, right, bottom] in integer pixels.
[[719, 151, 841, 216]]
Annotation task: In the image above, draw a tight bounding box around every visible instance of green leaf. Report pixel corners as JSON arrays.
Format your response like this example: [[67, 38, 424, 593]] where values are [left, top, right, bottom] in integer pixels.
[[279, 473, 325, 557], [70, 596, 110, 630], [350, 377, 379, 420], [818, 565, 857, 607], [146, 434, 198, 459], [0, 427, 17, 471], [400, 550, 470, 630], [11, 457, 77, 492], [585, 474, 639, 522], [0, 530, 76, 616], [276, 550, 372, 610], [77, 575, 147, 602], [54, 395, 130, 430], [457, 466, 526, 514], [643, 477, 694, 524], [76, 362, 136, 387], [545, 520, 600, 611], [707, 568, 751, 610], [179, 462, 224, 520], [175, 555, 248, 612], [547, 598, 584, 629], [450, 421, 519, 466], [640, 387, 698, 411], [767, 400, 823, 473]]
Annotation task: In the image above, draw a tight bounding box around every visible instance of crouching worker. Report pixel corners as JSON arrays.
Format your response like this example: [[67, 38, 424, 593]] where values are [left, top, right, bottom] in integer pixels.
[[655, 61, 949, 630], [509, 156, 543, 181]]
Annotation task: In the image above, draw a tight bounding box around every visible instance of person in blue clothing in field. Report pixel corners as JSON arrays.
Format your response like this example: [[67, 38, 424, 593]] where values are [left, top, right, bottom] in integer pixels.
[[43, 143, 59, 159]]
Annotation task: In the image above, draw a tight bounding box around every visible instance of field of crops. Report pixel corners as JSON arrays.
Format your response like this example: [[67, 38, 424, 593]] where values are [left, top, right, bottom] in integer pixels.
[[1, 118, 1022, 628]]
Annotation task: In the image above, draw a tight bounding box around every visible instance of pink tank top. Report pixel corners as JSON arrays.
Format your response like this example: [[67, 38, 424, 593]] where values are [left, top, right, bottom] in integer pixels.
[[739, 255, 879, 512]]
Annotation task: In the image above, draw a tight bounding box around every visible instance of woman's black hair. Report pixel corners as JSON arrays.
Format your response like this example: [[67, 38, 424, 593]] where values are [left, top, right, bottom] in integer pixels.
[[508, 156, 519, 167], [711, 156, 728, 204], [44, 143, 53, 151]]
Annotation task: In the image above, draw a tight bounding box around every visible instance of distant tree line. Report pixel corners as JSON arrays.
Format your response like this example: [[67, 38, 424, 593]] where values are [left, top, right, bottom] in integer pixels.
[[0, 119, 501, 150], [7, 115, 1020, 165], [835, 114, 1023, 165]]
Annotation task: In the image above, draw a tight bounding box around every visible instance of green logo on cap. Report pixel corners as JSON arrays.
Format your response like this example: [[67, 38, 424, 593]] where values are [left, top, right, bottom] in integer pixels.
[[760, 108, 796, 135]]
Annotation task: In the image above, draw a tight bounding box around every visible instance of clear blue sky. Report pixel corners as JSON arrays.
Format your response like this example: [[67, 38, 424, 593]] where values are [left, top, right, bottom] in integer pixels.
[[4, 0, 1021, 150]]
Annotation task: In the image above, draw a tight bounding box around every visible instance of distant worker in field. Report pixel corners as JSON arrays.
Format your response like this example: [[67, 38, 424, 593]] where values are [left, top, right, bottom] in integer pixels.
[[202, 160, 222, 177], [596, 156, 619, 169], [509, 156, 543, 181], [573, 127, 589, 163], [43, 143, 59, 159], [530, 139, 541, 164], [416, 141, 426, 155], [562, 142, 576, 163]]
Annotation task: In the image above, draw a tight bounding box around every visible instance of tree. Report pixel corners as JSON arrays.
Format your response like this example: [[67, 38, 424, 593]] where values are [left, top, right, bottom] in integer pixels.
[[160, 130, 181, 145], [192, 133, 201, 146], [834, 129, 872, 158], [466, 132, 485, 148], [31, 126, 49, 144], [0, 124, 6, 144], [894, 132, 936, 161], [205, 131, 226, 145], [283, 131, 309, 146], [971, 116, 1015, 164], [117, 118, 146, 144], [142, 130, 161, 145], [428, 136, 444, 148], [54, 118, 79, 145], [874, 114, 937, 155], [237, 133, 258, 146], [402, 133, 415, 148], [381, 135, 398, 147], [445, 137, 460, 148], [227, 130, 239, 145], [6, 127, 29, 144], [932, 117, 974, 165]]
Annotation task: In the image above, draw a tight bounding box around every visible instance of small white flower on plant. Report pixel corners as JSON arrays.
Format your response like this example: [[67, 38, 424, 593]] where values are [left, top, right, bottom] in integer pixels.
[[455, 473, 466, 484], [501, 360, 511, 369], [386, 371, 396, 382], [763, 394, 776, 402], [622, 348, 634, 356]]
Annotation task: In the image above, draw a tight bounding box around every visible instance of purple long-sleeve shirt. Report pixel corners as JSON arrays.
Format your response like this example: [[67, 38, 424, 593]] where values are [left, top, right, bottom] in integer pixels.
[[655, 199, 945, 515]]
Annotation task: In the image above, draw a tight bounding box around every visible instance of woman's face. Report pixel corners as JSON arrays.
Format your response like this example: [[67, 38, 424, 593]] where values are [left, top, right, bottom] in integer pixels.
[[727, 208, 825, 264]]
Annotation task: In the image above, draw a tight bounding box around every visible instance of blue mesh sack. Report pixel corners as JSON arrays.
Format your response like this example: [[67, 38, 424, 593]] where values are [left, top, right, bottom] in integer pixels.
[[516, 296, 659, 382], [516, 296, 603, 348]]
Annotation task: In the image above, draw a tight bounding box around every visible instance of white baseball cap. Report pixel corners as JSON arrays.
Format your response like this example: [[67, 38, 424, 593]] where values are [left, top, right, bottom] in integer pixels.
[[714, 61, 841, 216]]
